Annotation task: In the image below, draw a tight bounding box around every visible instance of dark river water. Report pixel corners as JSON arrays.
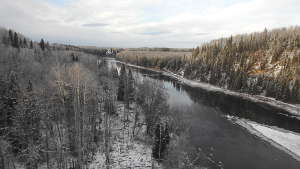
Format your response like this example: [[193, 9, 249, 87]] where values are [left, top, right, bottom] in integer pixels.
[[109, 59, 300, 169]]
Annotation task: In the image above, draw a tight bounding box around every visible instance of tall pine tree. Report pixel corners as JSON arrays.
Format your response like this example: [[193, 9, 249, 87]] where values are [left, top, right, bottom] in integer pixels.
[[127, 69, 135, 102], [8, 29, 13, 45], [152, 123, 170, 161], [13, 32, 19, 48], [14, 81, 41, 169], [117, 65, 127, 101], [23, 38, 28, 48], [39, 39, 45, 51], [152, 124, 163, 160], [30, 41, 33, 49]]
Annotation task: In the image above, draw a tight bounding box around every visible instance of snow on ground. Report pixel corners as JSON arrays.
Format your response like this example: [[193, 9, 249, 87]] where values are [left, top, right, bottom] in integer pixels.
[[226, 115, 300, 161], [88, 103, 161, 169], [114, 60, 300, 119], [88, 151, 106, 169], [273, 65, 284, 77], [249, 122, 300, 158]]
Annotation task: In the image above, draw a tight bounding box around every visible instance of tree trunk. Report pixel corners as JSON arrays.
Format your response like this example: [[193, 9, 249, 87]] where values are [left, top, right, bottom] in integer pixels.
[[46, 128, 50, 169], [0, 149, 5, 169]]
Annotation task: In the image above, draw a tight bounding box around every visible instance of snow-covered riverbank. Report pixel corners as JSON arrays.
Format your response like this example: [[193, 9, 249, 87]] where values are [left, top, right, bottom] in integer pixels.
[[226, 115, 300, 162], [114, 60, 300, 120]]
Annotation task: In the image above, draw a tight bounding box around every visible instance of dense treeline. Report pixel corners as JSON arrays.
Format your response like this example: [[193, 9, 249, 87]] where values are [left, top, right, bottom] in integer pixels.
[[0, 27, 119, 57], [118, 26, 300, 103], [1, 29, 50, 51], [51, 44, 119, 57], [128, 47, 192, 52], [84, 48, 119, 57]]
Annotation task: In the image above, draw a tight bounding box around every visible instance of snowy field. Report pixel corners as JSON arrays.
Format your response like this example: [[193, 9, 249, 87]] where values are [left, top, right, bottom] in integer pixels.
[[226, 115, 300, 161]]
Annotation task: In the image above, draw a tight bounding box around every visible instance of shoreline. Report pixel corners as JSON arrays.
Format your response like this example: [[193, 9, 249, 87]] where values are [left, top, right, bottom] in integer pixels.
[[226, 115, 300, 162]]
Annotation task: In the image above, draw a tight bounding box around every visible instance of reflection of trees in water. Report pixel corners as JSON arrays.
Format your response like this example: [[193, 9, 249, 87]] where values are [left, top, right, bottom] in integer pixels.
[[171, 80, 182, 92]]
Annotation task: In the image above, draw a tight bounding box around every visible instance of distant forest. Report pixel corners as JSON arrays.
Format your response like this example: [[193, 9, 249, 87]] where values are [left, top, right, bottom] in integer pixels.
[[118, 26, 300, 103]]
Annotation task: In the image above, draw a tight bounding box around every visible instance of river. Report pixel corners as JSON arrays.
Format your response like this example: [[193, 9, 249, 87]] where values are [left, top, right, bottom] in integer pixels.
[[108, 58, 300, 169]]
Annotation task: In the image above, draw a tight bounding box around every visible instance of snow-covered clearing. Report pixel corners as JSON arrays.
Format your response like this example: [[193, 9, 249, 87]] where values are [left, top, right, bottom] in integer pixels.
[[227, 115, 300, 161], [88, 103, 161, 169]]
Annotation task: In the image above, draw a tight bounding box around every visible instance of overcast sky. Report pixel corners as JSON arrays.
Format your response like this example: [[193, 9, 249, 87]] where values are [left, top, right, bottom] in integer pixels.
[[0, 0, 299, 48]]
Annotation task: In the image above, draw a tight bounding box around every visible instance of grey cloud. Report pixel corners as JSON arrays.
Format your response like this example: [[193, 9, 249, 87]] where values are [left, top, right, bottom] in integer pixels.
[[140, 30, 171, 36], [82, 23, 109, 27], [195, 33, 209, 36], [111, 31, 122, 34]]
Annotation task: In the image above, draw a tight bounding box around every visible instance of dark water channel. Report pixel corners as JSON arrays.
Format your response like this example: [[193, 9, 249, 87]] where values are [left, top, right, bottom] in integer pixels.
[[109, 59, 300, 169]]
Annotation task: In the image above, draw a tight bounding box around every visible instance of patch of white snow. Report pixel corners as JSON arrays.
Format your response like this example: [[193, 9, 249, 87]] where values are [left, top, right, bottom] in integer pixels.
[[226, 116, 300, 161]]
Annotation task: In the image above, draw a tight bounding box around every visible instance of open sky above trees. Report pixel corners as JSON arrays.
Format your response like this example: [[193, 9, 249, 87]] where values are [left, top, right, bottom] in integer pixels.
[[0, 0, 299, 48]]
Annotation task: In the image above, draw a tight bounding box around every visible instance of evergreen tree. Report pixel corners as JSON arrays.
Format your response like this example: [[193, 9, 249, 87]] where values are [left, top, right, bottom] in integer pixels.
[[2, 34, 9, 46], [152, 124, 163, 160], [14, 83, 41, 168], [104, 91, 116, 115], [0, 72, 20, 155], [192, 47, 200, 58], [5, 71, 19, 128], [111, 68, 119, 79], [117, 65, 126, 101], [8, 29, 13, 45], [23, 38, 28, 48], [162, 123, 170, 149], [39, 39, 45, 51], [127, 69, 135, 102], [152, 123, 170, 161], [19, 38, 23, 48], [13, 32, 19, 48], [30, 41, 33, 49], [71, 53, 77, 62], [293, 80, 300, 101]]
